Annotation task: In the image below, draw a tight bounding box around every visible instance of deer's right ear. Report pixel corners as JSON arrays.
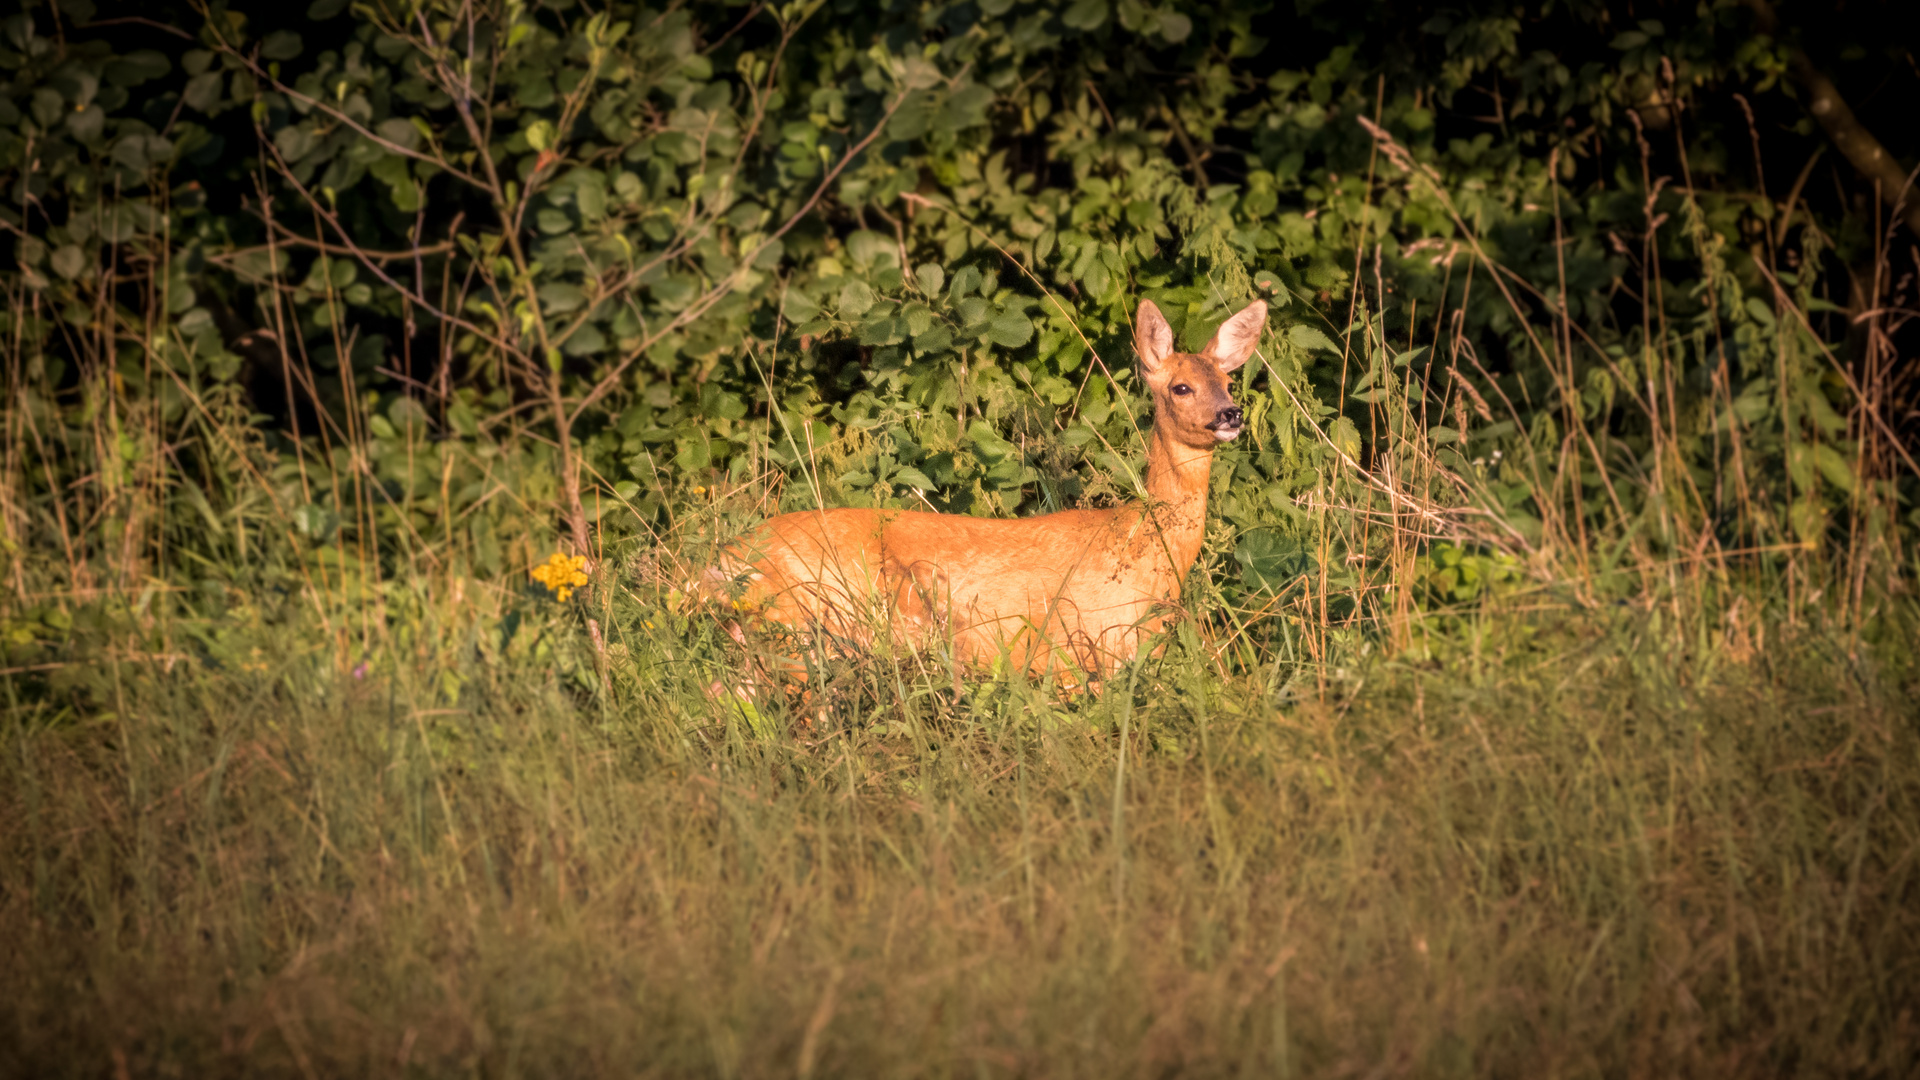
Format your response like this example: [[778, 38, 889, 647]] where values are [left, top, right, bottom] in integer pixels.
[[1135, 300, 1174, 377]]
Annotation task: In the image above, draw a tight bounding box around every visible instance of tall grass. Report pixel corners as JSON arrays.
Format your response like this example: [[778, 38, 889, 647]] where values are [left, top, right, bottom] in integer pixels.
[[3, 592, 1916, 1077]]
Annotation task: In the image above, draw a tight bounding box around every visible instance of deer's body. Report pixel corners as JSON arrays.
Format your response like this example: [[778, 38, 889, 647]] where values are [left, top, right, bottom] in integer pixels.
[[706, 298, 1266, 678]]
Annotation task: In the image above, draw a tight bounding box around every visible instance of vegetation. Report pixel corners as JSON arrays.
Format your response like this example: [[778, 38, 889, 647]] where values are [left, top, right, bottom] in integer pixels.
[[3, 0, 1917, 1074]]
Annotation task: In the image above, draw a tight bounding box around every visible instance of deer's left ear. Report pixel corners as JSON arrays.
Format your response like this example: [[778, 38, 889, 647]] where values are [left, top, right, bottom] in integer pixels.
[[1203, 300, 1268, 373]]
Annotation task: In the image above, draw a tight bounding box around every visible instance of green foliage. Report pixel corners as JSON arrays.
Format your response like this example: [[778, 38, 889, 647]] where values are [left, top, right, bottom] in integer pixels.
[[3, 0, 1913, 614]]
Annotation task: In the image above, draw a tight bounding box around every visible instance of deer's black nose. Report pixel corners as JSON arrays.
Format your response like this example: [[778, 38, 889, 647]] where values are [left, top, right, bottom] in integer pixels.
[[1213, 406, 1244, 429]]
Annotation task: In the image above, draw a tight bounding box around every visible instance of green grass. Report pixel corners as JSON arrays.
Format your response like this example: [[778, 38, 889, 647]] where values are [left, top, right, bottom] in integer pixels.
[[5, 592, 1916, 1078]]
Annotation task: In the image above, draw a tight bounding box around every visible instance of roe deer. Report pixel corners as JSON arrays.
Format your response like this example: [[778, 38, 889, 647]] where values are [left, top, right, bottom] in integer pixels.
[[703, 297, 1267, 681]]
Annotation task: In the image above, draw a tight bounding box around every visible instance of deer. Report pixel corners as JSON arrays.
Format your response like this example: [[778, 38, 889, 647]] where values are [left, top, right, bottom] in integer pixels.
[[699, 296, 1267, 686]]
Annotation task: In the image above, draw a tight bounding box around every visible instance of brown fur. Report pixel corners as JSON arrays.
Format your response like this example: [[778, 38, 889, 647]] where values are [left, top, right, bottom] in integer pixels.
[[705, 298, 1267, 678]]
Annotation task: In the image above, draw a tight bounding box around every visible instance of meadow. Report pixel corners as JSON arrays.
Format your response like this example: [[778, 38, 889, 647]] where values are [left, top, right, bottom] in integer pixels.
[[5, 0, 1920, 1075], [5, 568, 1917, 1078]]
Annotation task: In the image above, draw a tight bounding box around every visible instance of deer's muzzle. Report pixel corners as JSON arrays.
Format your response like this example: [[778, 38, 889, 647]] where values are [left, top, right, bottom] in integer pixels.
[[1208, 405, 1244, 441]]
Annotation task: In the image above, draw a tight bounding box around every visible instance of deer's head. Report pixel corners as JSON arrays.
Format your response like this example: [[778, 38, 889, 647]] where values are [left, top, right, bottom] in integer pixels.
[[1135, 298, 1268, 449]]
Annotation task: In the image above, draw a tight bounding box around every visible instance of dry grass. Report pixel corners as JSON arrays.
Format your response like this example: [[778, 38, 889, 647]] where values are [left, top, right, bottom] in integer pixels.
[[4, 591, 1916, 1078]]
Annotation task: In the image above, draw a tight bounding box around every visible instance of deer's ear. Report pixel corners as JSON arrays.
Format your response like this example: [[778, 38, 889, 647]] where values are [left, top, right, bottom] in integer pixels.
[[1203, 300, 1268, 373], [1135, 300, 1175, 378]]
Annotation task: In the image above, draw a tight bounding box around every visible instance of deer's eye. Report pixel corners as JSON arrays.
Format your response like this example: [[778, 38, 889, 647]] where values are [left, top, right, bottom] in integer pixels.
[[1171, 384, 1192, 396]]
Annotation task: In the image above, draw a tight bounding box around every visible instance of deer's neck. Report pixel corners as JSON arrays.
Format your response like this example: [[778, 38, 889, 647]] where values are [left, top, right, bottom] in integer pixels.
[[1136, 425, 1215, 585]]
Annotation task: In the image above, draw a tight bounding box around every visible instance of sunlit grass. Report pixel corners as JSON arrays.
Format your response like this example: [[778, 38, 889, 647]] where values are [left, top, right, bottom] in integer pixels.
[[4, 587, 1914, 1078]]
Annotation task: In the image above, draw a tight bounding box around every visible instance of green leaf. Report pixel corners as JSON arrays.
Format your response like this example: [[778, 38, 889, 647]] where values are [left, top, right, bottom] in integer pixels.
[[1062, 0, 1109, 31], [260, 31, 303, 60], [1288, 324, 1340, 355], [448, 400, 479, 437], [915, 262, 944, 296], [1789, 500, 1827, 544], [893, 466, 934, 490], [115, 133, 175, 171], [105, 50, 171, 87], [50, 245, 87, 280], [295, 504, 339, 541], [1235, 529, 1310, 592], [1329, 416, 1361, 460], [376, 117, 419, 151], [384, 172, 420, 212], [389, 395, 430, 434], [912, 325, 954, 354], [576, 180, 607, 222], [539, 283, 587, 313], [939, 85, 995, 132], [66, 104, 103, 144], [562, 324, 606, 357], [967, 420, 1017, 463], [183, 71, 224, 112], [859, 316, 907, 346], [989, 311, 1034, 348], [1813, 443, 1858, 494], [838, 281, 875, 317], [274, 125, 316, 163], [1080, 258, 1111, 300]]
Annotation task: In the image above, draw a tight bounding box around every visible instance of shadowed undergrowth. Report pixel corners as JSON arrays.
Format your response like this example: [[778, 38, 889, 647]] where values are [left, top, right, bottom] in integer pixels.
[[4, 603, 1916, 1079]]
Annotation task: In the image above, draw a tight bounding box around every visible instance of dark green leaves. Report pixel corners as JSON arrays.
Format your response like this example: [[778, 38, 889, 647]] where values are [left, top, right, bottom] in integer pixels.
[[183, 71, 224, 112], [859, 316, 907, 347], [0, 0, 1894, 601], [274, 125, 316, 163], [260, 31, 303, 61], [1062, 0, 1109, 31], [561, 325, 606, 357], [111, 133, 172, 171], [105, 51, 170, 87], [1235, 530, 1312, 594], [49, 245, 87, 280]]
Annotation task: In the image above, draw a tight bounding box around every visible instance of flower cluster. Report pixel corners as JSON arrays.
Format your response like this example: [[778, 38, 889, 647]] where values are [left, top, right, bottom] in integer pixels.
[[531, 553, 589, 602]]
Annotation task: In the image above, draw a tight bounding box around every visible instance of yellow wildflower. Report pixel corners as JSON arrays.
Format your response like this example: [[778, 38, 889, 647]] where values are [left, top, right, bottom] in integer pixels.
[[531, 552, 590, 602]]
